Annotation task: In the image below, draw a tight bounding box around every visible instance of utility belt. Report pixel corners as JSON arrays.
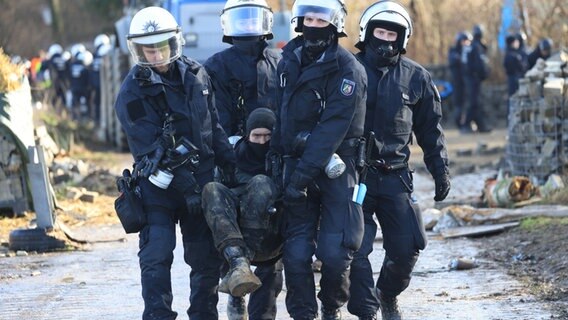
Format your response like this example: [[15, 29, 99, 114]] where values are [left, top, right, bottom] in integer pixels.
[[337, 137, 360, 155], [368, 159, 408, 172]]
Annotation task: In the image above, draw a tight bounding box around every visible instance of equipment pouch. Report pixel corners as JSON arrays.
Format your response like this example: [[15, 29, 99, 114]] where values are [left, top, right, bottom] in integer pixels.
[[114, 169, 146, 234]]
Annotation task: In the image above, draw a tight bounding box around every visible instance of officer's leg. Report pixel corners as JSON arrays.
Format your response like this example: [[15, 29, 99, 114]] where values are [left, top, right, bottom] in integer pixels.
[[139, 204, 178, 320], [375, 173, 422, 297], [248, 259, 284, 320], [316, 161, 363, 315], [180, 202, 223, 318], [282, 197, 319, 319], [347, 171, 381, 317]]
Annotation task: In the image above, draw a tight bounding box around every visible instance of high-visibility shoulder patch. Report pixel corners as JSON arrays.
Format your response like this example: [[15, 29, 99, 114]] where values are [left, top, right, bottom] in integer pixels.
[[340, 79, 356, 97]]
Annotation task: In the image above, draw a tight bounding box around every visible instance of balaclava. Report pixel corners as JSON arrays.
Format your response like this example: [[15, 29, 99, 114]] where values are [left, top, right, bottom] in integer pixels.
[[365, 21, 404, 67], [232, 36, 266, 57], [236, 108, 276, 174], [302, 23, 336, 65]]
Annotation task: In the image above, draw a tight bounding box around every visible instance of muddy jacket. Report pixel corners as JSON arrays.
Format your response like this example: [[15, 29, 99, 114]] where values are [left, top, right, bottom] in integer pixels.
[[114, 56, 235, 175], [273, 37, 367, 179], [355, 52, 449, 179], [204, 43, 281, 136]]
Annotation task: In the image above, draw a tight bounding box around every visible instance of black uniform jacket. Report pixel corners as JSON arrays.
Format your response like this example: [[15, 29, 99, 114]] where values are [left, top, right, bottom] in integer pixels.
[[114, 56, 235, 175], [355, 52, 449, 178], [273, 37, 367, 179]]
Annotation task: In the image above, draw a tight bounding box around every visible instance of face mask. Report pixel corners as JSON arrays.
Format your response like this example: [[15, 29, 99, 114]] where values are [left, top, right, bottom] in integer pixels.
[[366, 37, 400, 67], [232, 36, 265, 56], [302, 25, 335, 62], [247, 140, 270, 159]]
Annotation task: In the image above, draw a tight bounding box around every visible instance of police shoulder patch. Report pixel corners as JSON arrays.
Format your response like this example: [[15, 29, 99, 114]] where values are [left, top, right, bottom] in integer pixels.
[[340, 78, 356, 97]]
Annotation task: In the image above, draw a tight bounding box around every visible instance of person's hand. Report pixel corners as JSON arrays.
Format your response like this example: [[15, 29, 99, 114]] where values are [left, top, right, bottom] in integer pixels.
[[185, 193, 202, 216], [434, 173, 451, 201], [220, 163, 237, 188], [135, 146, 165, 178], [283, 171, 311, 207], [170, 167, 200, 194]]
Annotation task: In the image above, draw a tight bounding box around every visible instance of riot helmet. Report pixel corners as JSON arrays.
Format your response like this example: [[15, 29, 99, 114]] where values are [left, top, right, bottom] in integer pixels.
[[47, 44, 63, 59], [76, 50, 93, 66], [291, 0, 347, 37], [127, 6, 185, 68], [221, 0, 274, 44], [94, 34, 111, 48], [455, 31, 473, 47], [515, 31, 527, 48], [70, 43, 86, 59], [356, 0, 412, 55]]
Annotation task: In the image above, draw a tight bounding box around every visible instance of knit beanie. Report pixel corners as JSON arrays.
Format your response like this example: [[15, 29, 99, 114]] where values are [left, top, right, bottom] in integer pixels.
[[246, 108, 276, 135]]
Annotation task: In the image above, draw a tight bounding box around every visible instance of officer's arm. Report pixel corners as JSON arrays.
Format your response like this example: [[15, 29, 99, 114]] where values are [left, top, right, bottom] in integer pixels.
[[206, 77, 237, 167], [204, 63, 234, 135], [412, 72, 449, 178], [297, 69, 367, 178]]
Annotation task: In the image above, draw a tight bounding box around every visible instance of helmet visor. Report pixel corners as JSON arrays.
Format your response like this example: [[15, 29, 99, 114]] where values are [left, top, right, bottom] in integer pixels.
[[292, 0, 345, 29], [127, 32, 183, 67], [221, 7, 272, 37]]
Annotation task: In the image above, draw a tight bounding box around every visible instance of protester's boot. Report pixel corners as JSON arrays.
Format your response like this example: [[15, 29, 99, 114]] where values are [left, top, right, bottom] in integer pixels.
[[218, 273, 230, 294], [378, 290, 402, 320], [358, 314, 377, 320], [227, 295, 248, 320], [223, 246, 262, 297], [321, 306, 342, 320]]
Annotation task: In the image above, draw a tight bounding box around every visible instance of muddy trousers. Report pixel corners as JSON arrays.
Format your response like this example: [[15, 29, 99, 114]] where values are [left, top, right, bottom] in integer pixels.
[[202, 175, 283, 318], [138, 177, 222, 320], [282, 157, 363, 319], [347, 169, 425, 317]]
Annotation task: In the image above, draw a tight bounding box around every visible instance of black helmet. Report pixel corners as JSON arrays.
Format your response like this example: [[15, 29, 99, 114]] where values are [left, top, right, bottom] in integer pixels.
[[539, 38, 553, 52], [505, 34, 517, 47], [472, 24, 484, 39]]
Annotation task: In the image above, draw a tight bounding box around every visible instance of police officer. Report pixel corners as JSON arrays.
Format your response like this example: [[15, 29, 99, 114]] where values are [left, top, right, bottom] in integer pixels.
[[91, 34, 113, 124], [503, 33, 528, 117], [348, 2, 450, 319], [204, 0, 280, 137], [271, 0, 367, 318], [202, 108, 284, 319], [448, 31, 472, 129], [463, 24, 492, 133], [69, 49, 93, 119], [528, 37, 554, 69], [114, 6, 236, 319], [42, 43, 70, 110]]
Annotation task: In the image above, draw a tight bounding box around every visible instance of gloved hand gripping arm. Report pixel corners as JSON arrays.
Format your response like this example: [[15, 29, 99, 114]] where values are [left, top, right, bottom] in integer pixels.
[[170, 166, 203, 215]]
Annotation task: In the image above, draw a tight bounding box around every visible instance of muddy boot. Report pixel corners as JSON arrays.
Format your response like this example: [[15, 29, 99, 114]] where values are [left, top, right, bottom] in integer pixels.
[[378, 291, 402, 320], [223, 246, 262, 297], [321, 306, 341, 320], [219, 273, 230, 294], [227, 295, 248, 320]]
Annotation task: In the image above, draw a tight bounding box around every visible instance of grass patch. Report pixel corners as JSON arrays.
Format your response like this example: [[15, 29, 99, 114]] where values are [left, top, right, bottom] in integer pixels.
[[520, 216, 568, 230]]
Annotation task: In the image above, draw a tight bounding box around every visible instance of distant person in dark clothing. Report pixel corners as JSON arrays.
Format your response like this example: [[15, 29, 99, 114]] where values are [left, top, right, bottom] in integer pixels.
[[503, 34, 528, 97], [448, 31, 472, 129], [528, 38, 554, 69], [462, 24, 492, 133]]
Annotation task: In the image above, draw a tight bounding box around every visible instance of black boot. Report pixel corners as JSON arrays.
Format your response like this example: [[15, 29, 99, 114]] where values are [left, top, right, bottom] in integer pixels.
[[227, 295, 248, 320], [358, 315, 377, 320], [222, 246, 262, 297], [321, 306, 341, 320], [378, 291, 402, 320]]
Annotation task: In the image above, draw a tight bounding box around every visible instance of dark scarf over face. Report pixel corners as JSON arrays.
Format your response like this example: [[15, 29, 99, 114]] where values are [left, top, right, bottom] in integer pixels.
[[365, 36, 400, 67], [235, 139, 269, 175], [232, 36, 266, 57], [301, 24, 336, 65]]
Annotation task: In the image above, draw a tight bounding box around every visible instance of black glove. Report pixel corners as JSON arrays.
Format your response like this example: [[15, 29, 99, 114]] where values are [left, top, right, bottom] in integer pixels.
[[170, 166, 200, 194], [220, 163, 238, 188], [283, 171, 311, 207], [434, 173, 451, 201], [185, 193, 202, 216], [116, 169, 132, 193], [135, 146, 165, 178]]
